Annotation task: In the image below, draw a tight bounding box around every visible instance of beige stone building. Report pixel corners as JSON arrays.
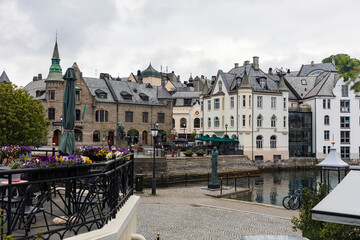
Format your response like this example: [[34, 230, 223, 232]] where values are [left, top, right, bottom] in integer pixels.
[[24, 41, 173, 147]]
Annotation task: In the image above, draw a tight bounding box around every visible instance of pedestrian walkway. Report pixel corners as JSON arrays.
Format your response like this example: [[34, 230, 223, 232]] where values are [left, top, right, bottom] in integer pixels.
[[136, 186, 301, 240]]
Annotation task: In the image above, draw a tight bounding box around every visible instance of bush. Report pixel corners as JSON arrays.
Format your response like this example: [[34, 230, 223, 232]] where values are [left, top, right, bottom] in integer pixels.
[[195, 149, 205, 156], [292, 183, 360, 239], [183, 150, 193, 157]]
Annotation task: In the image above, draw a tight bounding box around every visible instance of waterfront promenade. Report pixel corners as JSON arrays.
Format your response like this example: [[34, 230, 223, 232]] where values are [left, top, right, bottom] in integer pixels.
[[136, 186, 301, 240]]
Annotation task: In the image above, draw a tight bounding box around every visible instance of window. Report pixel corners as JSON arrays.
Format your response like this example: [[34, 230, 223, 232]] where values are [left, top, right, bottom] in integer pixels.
[[271, 97, 276, 109], [208, 100, 211, 111], [327, 99, 331, 109], [75, 129, 83, 142], [249, 115, 251, 127], [214, 99, 220, 110], [301, 79, 307, 85], [139, 93, 149, 102], [219, 81, 222, 91], [142, 112, 148, 123], [230, 116, 234, 127], [76, 109, 81, 121], [48, 108, 55, 120], [270, 135, 277, 148], [96, 110, 108, 122], [323, 99, 326, 109], [180, 118, 187, 128], [328, 146, 330, 153], [257, 96, 263, 108], [283, 98, 287, 109], [271, 115, 276, 127], [158, 113, 165, 123], [243, 95, 246, 107], [93, 130, 100, 142], [323, 146, 326, 154], [249, 96, 251, 108], [283, 116, 287, 128], [340, 100, 350, 112], [194, 118, 200, 128], [230, 97, 234, 109], [324, 115, 330, 125], [200, 118, 203, 128], [172, 118, 175, 128], [341, 146, 350, 159], [242, 115, 246, 127], [222, 116, 224, 127], [341, 131, 350, 144], [258, 78, 267, 89], [125, 111, 133, 122], [208, 118, 211, 128], [222, 98, 225, 110], [342, 85, 349, 97], [257, 115, 263, 127], [76, 90, 80, 101], [120, 91, 132, 100], [340, 116, 350, 128], [324, 130, 330, 141], [214, 117, 220, 127], [256, 135, 263, 148], [96, 91, 107, 99], [184, 99, 192, 106], [49, 90, 55, 100], [201, 101, 203, 111]]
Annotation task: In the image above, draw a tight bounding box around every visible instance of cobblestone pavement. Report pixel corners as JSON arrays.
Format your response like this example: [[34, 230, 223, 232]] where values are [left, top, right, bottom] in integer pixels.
[[137, 186, 301, 240]]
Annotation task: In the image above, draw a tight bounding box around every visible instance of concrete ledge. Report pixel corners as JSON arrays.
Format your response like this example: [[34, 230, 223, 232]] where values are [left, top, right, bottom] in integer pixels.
[[66, 195, 140, 240]]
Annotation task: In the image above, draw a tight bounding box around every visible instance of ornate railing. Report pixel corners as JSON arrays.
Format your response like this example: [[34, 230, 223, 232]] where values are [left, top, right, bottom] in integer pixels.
[[0, 153, 134, 239]]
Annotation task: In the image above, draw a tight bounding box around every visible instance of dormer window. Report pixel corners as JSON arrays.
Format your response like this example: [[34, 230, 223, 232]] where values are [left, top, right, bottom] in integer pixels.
[[219, 81, 223, 91], [236, 77, 241, 87], [258, 77, 267, 89], [95, 89, 107, 99], [301, 79, 307, 85], [36, 90, 45, 97], [121, 91, 132, 100], [139, 93, 149, 102], [146, 83, 152, 88]]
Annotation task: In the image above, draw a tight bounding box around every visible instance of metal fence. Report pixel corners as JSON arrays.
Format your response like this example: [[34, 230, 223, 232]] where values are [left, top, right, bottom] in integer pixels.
[[0, 153, 134, 239]]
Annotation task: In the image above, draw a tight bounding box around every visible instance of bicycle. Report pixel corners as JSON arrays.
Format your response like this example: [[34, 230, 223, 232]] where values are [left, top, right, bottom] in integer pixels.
[[282, 189, 302, 210]]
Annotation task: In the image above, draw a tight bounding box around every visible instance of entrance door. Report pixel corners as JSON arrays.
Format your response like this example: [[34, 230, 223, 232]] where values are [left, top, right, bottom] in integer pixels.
[[142, 131, 148, 145], [53, 130, 61, 146], [108, 131, 114, 145]]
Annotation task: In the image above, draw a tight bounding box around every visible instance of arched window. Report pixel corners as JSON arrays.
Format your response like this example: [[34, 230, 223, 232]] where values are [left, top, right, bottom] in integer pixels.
[[271, 115, 277, 128], [270, 135, 277, 148], [257, 115, 263, 127], [256, 135, 263, 148], [208, 118, 211, 128], [96, 110, 108, 122], [93, 130, 100, 142], [75, 129, 83, 142], [219, 81, 222, 91], [194, 118, 200, 128], [324, 115, 330, 125], [180, 118, 187, 128], [76, 109, 81, 121], [214, 117, 220, 127], [231, 134, 237, 140], [230, 116, 234, 127]]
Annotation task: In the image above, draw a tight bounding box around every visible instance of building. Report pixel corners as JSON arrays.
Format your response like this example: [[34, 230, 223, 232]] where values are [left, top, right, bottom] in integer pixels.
[[201, 57, 289, 161], [285, 61, 360, 160], [0, 71, 10, 84], [24, 41, 173, 146]]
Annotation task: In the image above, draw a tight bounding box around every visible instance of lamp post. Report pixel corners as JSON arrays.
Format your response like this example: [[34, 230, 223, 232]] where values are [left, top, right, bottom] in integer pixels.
[[225, 123, 228, 136], [60, 116, 63, 135], [151, 122, 159, 195]]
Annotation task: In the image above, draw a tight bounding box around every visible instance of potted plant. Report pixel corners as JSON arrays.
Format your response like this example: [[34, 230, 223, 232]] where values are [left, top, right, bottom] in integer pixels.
[[195, 149, 205, 156], [184, 150, 194, 157]]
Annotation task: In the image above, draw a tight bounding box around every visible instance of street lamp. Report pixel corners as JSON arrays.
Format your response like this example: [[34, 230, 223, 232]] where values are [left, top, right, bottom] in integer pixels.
[[60, 116, 63, 135], [151, 122, 159, 195], [225, 123, 228, 136]]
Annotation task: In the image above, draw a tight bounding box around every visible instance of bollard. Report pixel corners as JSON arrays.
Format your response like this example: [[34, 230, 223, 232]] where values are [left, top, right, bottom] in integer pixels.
[[220, 177, 223, 195], [157, 233, 160, 240], [235, 177, 237, 192], [185, 173, 187, 186]]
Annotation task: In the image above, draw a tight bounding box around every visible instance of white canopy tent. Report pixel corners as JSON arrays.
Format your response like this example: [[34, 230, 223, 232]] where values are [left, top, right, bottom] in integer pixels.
[[311, 170, 360, 226]]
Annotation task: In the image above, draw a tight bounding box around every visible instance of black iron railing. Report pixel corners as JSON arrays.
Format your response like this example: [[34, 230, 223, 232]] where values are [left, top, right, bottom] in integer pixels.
[[0, 153, 134, 239]]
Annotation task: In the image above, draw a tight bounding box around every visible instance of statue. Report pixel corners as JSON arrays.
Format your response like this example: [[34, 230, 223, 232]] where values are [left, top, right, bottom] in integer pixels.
[[117, 122, 125, 140], [208, 147, 220, 189]]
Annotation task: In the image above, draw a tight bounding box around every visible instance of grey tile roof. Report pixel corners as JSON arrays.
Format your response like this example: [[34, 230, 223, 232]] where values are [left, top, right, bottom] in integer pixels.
[[23, 79, 46, 100], [304, 73, 338, 99], [297, 62, 337, 77], [0, 71, 10, 83], [83, 77, 115, 103], [172, 91, 201, 99], [284, 75, 318, 99]]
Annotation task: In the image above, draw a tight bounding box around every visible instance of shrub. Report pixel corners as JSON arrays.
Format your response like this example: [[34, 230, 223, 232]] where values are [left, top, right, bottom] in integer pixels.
[[184, 150, 193, 157], [292, 183, 360, 239], [195, 149, 205, 156]]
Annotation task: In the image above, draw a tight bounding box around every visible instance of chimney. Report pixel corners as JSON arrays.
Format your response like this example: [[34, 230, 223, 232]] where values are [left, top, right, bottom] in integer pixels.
[[311, 61, 314, 66], [268, 68, 273, 75], [38, 74, 42, 80], [287, 69, 290, 74], [234, 63, 239, 68], [244, 60, 250, 66], [33, 76, 38, 81], [253, 56, 259, 70], [100, 73, 110, 80]]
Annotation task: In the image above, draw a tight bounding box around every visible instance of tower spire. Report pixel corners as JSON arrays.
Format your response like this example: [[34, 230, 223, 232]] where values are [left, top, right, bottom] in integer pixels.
[[46, 36, 63, 81]]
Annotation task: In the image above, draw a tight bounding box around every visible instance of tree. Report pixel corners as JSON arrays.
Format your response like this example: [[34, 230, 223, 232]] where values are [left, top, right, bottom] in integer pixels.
[[0, 83, 50, 146], [322, 54, 360, 91]]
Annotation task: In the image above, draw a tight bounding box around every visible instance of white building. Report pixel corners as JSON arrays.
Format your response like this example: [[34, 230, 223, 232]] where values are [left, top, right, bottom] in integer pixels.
[[201, 57, 289, 161], [285, 62, 360, 160]]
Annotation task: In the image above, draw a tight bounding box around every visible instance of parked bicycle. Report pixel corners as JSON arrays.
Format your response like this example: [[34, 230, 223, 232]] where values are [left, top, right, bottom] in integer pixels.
[[282, 189, 302, 210]]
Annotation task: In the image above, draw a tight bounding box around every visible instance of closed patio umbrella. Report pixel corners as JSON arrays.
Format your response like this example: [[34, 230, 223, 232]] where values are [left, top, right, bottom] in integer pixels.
[[58, 67, 77, 155]]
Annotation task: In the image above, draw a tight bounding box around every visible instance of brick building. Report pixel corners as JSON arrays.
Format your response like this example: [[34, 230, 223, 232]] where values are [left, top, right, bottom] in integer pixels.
[[24, 41, 173, 147]]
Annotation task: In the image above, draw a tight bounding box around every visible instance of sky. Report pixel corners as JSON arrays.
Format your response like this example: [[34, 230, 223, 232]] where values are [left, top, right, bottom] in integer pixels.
[[1, 0, 360, 87]]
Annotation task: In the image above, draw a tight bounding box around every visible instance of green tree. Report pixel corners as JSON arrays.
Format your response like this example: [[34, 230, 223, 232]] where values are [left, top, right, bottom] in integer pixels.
[[0, 83, 49, 146]]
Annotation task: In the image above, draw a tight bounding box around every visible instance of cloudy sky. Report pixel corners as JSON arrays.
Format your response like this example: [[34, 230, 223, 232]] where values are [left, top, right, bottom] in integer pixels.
[[1, 0, 359, 87]]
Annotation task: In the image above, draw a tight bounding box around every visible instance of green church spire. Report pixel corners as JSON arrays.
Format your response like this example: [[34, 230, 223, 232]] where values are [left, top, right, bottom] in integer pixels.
[[49, 39, 62, 73]]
